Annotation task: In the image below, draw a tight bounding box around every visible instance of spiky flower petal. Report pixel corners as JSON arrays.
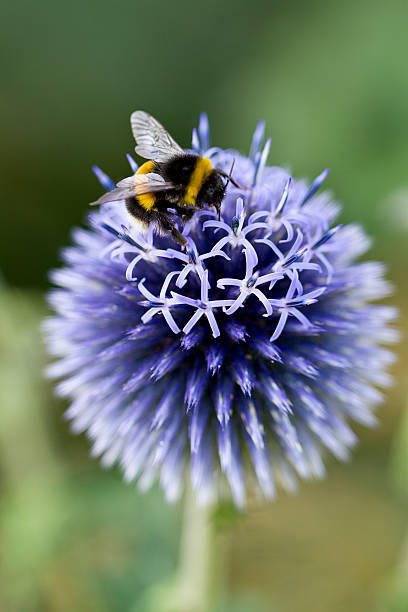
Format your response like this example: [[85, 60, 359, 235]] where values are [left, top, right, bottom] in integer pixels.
[[44, 116, 397, 506]]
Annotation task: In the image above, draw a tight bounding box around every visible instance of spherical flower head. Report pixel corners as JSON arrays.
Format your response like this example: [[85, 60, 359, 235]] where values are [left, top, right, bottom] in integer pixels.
[[44, 115, 398, 507]]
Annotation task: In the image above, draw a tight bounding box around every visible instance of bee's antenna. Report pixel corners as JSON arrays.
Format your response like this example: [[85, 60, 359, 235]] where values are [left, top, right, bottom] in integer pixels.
[[225, 159, 236, 189], [215, 202, 221, 220], [219, 160, 245, 189], [214, 160, 236, 220]]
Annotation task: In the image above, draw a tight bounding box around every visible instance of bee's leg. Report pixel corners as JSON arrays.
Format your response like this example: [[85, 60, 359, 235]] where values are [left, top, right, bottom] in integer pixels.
[[168, 226, 187, 247], [173, 204, 197, 218], [180, 210, 196, 224], [155, 211, 187, 247], [172, 204, 200, 226]]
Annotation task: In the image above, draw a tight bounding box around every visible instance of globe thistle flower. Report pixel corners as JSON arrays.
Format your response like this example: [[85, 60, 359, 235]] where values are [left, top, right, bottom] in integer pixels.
[[44, 115, 398, 507]]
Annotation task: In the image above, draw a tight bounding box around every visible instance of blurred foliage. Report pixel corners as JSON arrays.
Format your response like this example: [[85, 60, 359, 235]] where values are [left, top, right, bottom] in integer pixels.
[[211, 501, 245, 532], [2, 0, 408, 287], [377, 406, 408, 611], [1, 0, 408, 610], [391, 405, 408, 503]]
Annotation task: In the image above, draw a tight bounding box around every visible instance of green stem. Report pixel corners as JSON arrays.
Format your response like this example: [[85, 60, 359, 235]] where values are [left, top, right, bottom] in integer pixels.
[[152, 486, 226, 612], [174, 486, 218, 612]]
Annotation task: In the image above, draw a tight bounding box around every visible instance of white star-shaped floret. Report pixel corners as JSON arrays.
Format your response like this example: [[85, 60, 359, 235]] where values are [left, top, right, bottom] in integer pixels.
[[268, 271, 326, 342], [138, 271, 181, 334], [256, 228, 321, 291], [112, 225, 175, 282], [171, 270, 233, 338], [203, 198, 258, 262], [248, 177, 295, 243], [217, 248, 283, 316], [168, 237, 230, 289]]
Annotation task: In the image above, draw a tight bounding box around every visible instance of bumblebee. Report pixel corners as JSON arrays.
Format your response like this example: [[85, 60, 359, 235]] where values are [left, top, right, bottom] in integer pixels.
[[90, 111, 241, 246]]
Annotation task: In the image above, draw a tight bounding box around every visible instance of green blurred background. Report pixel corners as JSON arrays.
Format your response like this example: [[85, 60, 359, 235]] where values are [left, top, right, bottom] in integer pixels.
[[1, 0, 408, 610]]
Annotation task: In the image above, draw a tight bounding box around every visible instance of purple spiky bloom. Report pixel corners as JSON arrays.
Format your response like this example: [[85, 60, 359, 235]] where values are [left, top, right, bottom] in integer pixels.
[[44, 115, 398, 507]]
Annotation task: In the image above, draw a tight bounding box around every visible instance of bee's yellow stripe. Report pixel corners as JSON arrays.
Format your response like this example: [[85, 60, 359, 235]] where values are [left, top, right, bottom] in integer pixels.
[[184, 157, 212, 206], [137, 161, 156, 175], [135, 161, 156, 210]]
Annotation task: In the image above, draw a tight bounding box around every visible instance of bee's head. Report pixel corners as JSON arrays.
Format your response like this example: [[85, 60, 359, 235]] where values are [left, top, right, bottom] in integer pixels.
[[200, 171, 226, 213], [200, 161, 243, 218]]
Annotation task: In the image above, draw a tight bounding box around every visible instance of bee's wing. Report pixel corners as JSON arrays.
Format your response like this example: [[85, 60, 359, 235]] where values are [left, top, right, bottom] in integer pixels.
[[129, 173, 176, 195], [89, 173, 175, 206], [89, 184, 135, 206], [130, 111, 184, 162]]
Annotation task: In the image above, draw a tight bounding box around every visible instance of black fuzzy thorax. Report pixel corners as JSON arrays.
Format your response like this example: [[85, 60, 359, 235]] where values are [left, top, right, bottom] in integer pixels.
[[156, 154, 225, 207], [155, 154, 198, 186]]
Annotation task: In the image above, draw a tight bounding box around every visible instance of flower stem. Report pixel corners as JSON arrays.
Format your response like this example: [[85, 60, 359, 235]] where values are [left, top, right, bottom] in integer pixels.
[[152, 486, 226, 612], [174, 486, 219, 612]]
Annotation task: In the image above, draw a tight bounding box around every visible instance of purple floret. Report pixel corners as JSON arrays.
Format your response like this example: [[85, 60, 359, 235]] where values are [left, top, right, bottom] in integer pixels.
[[44, 115, 398, 507]]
